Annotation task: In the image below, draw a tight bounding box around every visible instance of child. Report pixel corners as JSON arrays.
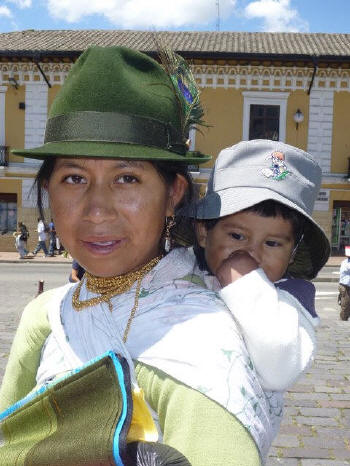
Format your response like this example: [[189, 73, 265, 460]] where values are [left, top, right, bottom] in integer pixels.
[[193, 139, 330, 392]]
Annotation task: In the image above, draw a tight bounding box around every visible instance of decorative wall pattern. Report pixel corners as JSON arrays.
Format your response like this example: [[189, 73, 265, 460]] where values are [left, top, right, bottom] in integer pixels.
[[0, 62, 349, 92], [192, 65, 350, 92], [0, 62, 71, 86]]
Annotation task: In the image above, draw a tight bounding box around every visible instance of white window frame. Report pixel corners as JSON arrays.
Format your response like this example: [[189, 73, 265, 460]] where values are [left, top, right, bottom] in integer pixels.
[[242, 91, 289, 142]]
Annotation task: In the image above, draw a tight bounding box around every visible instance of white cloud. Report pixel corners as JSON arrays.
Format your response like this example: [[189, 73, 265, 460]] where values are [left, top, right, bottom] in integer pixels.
[[47, 0, 236, 28], [5, 0, 32, 8], [244, 0, 309, 32], [0, 5, 12, 17]]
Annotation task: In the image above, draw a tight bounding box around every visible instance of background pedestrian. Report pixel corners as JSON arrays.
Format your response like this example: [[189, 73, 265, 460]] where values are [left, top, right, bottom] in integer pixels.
[[338, 245, 350, 321], [13, 222, 26, 259], [68, 259, 85, 282], [32, 218, 49, 257], [18, 221, 29, 255], [48, 218, 56, 256]]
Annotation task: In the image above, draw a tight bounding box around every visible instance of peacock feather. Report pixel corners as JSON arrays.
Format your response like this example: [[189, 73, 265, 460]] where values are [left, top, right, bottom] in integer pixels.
[[156, 42, 207, 144]]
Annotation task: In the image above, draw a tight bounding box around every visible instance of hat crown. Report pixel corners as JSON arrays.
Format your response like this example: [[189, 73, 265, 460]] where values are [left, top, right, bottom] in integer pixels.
[[50, 46, 181, 130], [207, 139, 322, 215]]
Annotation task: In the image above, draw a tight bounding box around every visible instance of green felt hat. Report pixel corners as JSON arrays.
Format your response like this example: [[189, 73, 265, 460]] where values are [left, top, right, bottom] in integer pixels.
[[12, 46, 211, 164]]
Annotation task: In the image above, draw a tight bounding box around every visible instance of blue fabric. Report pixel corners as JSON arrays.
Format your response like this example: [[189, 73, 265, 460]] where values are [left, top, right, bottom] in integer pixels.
[[33, 240, 48, 256], [275, 278, 317, 319]]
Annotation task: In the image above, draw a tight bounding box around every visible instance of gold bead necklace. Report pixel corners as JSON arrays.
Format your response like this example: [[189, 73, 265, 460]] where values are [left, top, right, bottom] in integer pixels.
[[72, 255, 162, 342]]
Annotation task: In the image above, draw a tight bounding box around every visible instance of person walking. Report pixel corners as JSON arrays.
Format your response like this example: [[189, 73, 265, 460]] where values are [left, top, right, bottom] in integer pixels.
[[48, 218, 56, 256], [32, 218, 49, 257], [338, 245, 350, 321]]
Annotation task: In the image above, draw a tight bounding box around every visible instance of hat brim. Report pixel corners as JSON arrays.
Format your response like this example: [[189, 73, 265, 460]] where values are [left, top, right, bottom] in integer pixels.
[[12, 141, 211, 165], [195, 186, 330, 280]]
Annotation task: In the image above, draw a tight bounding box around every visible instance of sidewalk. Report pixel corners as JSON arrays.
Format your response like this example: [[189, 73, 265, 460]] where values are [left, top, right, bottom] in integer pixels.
[[0, 251, 72, 264], [324, 255, 345, 267], [0, 252, 345, 282], [0, 251, 345, 266]]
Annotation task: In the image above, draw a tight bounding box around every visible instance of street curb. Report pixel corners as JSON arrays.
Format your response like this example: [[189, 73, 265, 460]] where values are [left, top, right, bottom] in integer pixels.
[[0, 258, 71, 265], [0, 258, 341, 279], [312, 277, 339, 283]]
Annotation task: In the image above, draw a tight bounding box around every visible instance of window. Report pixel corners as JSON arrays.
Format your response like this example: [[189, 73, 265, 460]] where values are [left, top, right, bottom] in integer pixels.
[[0, 193, 17, 232], [242, 91, 289, 142], [249, 104, 280, 140]]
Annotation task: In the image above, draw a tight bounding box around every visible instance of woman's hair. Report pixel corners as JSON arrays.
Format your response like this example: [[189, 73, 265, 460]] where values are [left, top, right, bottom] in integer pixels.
[[194, 199, 306, 272], [34, 157, 195, 238]]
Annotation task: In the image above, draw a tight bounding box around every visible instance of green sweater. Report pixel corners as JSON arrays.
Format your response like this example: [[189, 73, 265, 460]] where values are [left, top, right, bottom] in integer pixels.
[[0, 289, 261, 466]]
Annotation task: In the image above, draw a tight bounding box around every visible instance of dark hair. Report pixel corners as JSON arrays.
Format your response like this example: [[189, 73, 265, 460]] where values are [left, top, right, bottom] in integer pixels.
[[34, 157, 56, 221], [34, 156, 194, 227], [194, 199, 306, 272]]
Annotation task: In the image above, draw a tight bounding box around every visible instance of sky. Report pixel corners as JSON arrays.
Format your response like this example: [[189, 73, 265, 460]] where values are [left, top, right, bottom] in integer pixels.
[[0, 0, 349, 34]]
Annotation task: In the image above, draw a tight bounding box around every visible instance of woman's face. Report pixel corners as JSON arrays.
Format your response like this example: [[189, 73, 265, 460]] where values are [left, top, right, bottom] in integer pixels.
[[47, 158, 187, 277]]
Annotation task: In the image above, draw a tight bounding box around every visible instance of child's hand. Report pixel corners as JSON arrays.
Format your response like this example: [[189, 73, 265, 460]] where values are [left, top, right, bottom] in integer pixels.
[[216, 250, 259, 287]]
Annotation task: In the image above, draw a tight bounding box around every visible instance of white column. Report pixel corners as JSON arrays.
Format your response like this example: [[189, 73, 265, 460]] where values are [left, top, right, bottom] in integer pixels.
[[189, 127, 196, 151], [22, 178, 49, 209], [307, 90, 334, 174], [0, 86, 7, 146], [23, 83, 48, 165]]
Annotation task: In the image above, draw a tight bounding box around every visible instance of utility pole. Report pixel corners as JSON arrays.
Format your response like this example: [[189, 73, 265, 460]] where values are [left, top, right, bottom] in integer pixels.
[[216, 0, 220, 31]]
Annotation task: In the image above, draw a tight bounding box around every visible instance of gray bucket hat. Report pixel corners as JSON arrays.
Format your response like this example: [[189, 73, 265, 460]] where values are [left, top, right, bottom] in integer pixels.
[[195, 139, 330, 280]]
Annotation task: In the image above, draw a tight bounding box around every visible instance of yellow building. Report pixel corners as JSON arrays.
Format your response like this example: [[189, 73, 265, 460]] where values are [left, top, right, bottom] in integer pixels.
[[1, 30, 350, 253]]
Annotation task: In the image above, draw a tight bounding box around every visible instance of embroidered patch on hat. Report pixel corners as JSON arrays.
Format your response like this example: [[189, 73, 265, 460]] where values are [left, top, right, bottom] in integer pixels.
[[261, 151, 290, 181]]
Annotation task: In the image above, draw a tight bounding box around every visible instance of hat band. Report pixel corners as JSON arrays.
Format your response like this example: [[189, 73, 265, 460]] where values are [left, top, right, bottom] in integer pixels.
[[44, 111, 187, 155]]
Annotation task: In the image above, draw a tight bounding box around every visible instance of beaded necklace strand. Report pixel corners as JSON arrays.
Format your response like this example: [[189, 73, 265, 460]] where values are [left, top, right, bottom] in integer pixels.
[[72, 255, 162, 342]]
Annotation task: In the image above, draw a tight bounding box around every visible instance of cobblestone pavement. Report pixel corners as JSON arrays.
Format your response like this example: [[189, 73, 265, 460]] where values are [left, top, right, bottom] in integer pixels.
[[0, 256, 349, 465], [266, 301, 350, 465]]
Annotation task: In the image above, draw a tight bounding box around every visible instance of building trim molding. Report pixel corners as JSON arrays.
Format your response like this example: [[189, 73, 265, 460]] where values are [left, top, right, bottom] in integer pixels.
[[0, 62, 71, 86], [0, 62, 349, 92], [193, 65, 350, 92]]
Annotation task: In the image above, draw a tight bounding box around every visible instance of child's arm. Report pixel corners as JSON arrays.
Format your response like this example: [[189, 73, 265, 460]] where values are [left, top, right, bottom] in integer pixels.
[[216, 254, 317, 391]]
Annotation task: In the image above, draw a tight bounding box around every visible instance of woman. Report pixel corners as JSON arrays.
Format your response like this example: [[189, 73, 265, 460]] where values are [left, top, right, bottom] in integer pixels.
[[0, 46, 267, 465]]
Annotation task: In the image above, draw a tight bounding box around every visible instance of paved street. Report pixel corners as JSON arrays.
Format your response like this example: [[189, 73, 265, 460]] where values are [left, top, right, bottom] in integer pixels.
[[0, 262, 349, 465], [267, 280, 350, 466], [0, 263, 72, 379]]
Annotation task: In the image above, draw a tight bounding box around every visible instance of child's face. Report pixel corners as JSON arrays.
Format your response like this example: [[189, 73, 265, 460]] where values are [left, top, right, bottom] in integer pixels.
[[197, 210, 295, 283]]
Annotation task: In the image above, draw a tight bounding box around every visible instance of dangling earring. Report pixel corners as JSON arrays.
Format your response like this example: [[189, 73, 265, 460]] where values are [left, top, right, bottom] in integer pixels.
[[164, 215, 176, 253]]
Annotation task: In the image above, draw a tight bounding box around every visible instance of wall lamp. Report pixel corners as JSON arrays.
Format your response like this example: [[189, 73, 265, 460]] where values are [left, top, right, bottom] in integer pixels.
[[293, 109, 304, 130], [8, 77, 19, 89]]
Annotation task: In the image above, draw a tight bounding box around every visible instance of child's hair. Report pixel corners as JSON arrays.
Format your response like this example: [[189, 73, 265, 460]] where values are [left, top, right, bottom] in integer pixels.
[[194, 199, 305, 272]]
